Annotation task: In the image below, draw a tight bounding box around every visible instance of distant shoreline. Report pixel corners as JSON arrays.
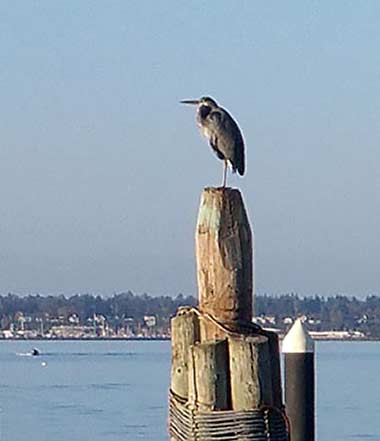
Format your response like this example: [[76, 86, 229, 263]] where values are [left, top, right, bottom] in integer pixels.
[[0, 336, 378, 342], [0, 336, 171, 342]]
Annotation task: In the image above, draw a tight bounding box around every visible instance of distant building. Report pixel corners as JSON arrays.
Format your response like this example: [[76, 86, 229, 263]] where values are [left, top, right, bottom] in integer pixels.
[[68, 314, 80, 324], [144, 315, 157, 327], [0, 330, 14, 339], [252, 315, 277, 326], [309, 330, 365, 340], [47, 325, 94, 338]]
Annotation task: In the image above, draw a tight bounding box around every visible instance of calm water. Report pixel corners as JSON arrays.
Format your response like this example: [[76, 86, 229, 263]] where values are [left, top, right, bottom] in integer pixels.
[[0, 340, 379, 441]]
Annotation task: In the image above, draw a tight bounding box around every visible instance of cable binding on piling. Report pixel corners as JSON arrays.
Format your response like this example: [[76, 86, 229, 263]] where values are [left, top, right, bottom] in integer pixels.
[[169, 390, 289, 441]]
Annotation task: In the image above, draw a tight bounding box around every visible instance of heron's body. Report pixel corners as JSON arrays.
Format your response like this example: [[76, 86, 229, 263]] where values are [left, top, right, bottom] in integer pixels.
[[181, 96, 245, 187]]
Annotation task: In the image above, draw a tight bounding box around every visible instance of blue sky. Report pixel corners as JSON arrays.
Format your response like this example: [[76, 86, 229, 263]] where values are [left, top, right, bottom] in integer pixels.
[[1, 1, 379, 297]]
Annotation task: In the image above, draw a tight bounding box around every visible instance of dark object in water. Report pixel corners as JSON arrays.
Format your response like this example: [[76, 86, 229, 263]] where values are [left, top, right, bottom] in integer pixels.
[[31, 348, 40, 356]]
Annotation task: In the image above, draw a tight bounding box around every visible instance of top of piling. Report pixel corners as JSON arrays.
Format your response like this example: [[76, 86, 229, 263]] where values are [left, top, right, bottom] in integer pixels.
[[282, 318, 315, 353], [196, 186, 253, 325]]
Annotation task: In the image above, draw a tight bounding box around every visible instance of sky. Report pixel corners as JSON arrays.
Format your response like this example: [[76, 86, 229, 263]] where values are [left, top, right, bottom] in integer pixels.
[[1, 1, 379, 298]]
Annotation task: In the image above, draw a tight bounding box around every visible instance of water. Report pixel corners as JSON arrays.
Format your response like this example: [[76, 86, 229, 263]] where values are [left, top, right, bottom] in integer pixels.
[[0, 340, 169, 441], [316, 341, 380, 440], [0, 340, 379, 441]]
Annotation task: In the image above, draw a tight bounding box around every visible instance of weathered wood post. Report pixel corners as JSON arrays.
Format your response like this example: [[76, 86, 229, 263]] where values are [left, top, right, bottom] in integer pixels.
[[171, 308, 200, 400], [169, 187, 288, 441], [196, 187, 253, 325]]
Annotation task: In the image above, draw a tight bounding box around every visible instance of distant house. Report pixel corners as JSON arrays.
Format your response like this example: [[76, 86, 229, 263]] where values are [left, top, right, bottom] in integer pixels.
[[144, 316, 157, 327], [1, 330, 14, 339], [47, 325, 94, 338]]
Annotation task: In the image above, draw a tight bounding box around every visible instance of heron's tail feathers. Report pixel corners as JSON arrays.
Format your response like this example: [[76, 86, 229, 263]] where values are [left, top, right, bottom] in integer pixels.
[[230, 159, 244, 176], [235, 156, 245, 176]]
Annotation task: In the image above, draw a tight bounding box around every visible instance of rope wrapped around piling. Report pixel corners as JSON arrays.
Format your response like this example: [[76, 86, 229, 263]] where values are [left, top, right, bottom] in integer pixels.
[[169, 390, 289, 441]]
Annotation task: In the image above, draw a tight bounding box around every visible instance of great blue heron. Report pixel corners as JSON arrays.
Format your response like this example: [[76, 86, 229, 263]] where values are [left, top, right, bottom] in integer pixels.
[[181, 96, 245, 187]]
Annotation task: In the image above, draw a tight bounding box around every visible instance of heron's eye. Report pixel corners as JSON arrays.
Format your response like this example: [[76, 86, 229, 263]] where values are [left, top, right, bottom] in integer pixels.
[[199, 105, 211, 119]]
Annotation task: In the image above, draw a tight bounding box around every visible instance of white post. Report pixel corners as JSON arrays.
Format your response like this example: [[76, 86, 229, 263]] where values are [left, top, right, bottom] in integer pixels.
[[282, 318, 315, 441]]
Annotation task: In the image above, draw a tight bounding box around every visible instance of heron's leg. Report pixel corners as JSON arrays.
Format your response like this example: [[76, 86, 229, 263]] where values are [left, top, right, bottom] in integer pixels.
[[222, 160, 228, 188]]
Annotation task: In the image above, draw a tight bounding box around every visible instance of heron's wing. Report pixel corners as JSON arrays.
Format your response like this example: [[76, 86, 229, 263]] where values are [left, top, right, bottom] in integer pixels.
[[208, 109, 245, 175], [208, 132, 225, 160]]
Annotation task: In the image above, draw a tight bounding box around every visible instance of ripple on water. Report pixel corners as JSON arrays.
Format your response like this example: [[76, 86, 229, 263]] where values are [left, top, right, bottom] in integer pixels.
[[348, 435, 377, 440], [49, 402, 105, 416], [88, 382, 130, 390]]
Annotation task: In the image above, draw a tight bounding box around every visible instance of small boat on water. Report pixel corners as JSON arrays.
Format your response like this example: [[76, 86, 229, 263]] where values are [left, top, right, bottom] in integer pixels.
[[31, 348, 40, 356]]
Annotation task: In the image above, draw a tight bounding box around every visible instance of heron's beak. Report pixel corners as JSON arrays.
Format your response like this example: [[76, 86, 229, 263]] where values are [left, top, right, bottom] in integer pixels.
[[180, 99, 199, 105]]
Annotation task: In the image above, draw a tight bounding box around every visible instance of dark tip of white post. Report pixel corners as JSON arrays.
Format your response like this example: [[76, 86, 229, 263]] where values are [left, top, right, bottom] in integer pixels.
[[282, 318, 314, 354]]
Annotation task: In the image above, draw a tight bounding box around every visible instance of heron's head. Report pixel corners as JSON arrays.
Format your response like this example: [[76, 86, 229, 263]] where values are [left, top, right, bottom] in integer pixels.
[[180, 96, 218, 109]]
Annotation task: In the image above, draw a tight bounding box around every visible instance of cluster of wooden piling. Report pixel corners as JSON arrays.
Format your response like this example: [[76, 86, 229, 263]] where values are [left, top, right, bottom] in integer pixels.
[[169, 188, 288, 440], [171, 307, 283, 413], [168, 187, 316, 441]]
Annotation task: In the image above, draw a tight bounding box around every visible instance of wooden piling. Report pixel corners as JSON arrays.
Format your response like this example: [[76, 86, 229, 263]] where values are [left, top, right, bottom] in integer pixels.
[[228, 335, 273, 409], [261, 329, 283, 409], [196, 188, 253, 325], [188, 339, 230, 411], [171, 308, 200, 400]]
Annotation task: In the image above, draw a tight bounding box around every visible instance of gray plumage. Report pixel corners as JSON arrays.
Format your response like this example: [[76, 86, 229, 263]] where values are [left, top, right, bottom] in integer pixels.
[[181, 96, 245, 187]]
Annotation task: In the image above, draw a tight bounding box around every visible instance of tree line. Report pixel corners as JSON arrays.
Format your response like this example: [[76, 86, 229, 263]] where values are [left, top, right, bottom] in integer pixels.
[[1, 292, 380, 336]]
